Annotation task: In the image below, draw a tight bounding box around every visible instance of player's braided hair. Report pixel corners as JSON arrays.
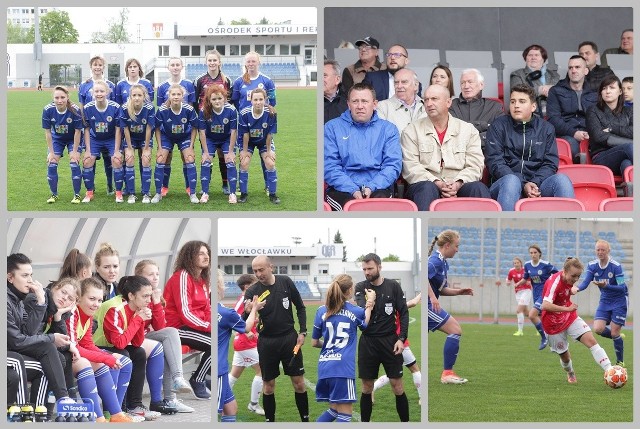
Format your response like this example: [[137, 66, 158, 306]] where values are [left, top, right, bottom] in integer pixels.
[[324, 274, 353, 319], [242, 51, 261, 84], [428, 230, 460, 256]]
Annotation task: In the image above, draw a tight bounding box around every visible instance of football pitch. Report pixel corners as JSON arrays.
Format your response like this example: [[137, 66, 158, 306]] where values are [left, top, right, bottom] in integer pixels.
[[428, 322, 633, 422], [225, 303, 423, 422], [6, 88, 317, 212]]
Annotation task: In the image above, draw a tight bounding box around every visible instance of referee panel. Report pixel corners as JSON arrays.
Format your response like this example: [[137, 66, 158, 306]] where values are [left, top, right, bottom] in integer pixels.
[[243, 255, 309, 422], [355, 253, 409, 422]]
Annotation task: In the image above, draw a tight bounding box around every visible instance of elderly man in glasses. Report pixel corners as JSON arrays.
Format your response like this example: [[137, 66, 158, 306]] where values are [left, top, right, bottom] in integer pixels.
[[342, 36, 384, 93], [363, 44, 420, 101]]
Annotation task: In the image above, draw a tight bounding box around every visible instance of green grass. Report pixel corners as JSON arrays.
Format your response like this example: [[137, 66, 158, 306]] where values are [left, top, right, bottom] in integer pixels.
[[7, 88, 316, 211], [225, 303, 422, 422], [428, 323, 633, 422]]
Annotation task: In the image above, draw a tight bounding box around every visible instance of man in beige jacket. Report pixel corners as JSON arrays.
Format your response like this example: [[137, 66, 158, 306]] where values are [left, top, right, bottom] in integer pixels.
[[400, 84, 490, 211]]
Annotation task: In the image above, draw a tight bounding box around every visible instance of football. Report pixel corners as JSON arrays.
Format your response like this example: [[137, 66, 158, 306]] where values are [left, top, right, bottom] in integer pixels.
[[604, 365, 628, 389]]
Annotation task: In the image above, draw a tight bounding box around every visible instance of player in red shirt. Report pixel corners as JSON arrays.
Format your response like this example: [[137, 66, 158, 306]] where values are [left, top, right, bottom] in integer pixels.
[[505, 257, 531, 336], [541, 257, 612, 383]]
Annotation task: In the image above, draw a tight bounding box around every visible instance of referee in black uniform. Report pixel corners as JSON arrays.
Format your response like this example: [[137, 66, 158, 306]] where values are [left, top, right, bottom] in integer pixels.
[[354, 253, 409, 422], [243, 255, 309, 422]]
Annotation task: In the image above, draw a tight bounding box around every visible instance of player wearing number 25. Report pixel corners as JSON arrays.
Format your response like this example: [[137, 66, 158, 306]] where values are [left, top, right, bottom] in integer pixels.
[[242, 255, 308, 422]]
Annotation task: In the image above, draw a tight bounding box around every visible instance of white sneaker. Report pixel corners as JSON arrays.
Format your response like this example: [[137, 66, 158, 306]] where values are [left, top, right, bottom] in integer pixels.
[[247, 402, 265, 416], [151, 193, 162, 203], [190, 194, 199, 204], [166, 399, 194, 413], [127, 194, 137, 204], [171, 377, 193, 394], [441, 370, 468, 384], [142, 194, 151, 204], [199, 193, 209, 203]]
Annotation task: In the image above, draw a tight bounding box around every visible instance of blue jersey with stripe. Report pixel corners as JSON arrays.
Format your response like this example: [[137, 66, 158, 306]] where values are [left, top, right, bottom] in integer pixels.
[[428, 250, 449, 301], [155, 103, 198, 142], [78, 79, 116, 106], [42, 103, 83, 142], [231, 73, 277, 111], [83, 101, 121, 140], [198, 104, 238, 142], [157, 79, 196, 107], [115, 78, 155, 105], [523, 260, 557, 295], [119, 103, 156, 142], [312, 302, 366, 380], [218, 303, 246, 376], [578, 258, 628, 304], [238, 107, 276, 145]]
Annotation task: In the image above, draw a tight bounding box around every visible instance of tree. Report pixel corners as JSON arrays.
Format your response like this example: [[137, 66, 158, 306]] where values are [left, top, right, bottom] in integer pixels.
[[29, 10, 79, 43], [7, 21, 34, 43], [258, 17, 270, 25], [230, 18, 251, 25], [333, 230, 347, 262], [90, 8, 131, 43], [382, 254, 401, 262]]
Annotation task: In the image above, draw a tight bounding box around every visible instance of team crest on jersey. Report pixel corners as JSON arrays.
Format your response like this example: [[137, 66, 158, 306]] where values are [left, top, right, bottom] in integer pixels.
[[181, 118, 187, 124], [142, 119, 147, 125], [385, 303, 393, 315], [66, 117, 73, 124], [107, 116, 113, 122], [223, 118, 229, 124], [262, 123, 268, 129], [608, 272, 613, 278], [258, 83, 264, 89], [538, 270, 543, 275], [282, 297, 290, 310]]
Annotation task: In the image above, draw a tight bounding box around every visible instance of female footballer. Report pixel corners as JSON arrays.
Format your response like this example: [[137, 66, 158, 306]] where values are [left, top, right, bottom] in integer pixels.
[[506, 257, 532, 336], [115, 58, 154, 105], [42, 86, 83, 203]]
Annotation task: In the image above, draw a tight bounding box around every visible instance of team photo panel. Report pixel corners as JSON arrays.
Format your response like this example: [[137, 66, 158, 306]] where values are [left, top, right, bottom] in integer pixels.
[[217, 217, 422, 422], [6, 217, 213, 422], [426, 217, 632, 422]]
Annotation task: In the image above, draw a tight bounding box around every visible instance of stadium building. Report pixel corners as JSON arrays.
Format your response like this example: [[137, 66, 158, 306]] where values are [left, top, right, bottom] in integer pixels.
[[7, 21, 317, 88]]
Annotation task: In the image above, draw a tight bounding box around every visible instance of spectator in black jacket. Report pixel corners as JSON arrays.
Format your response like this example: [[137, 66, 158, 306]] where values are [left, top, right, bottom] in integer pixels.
[[579, 41, 615, 92], [324, 59, 349, 123]]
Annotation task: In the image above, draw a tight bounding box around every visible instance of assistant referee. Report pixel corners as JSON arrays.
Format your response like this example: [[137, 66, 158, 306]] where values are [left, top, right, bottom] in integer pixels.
[[354, 253, 409, 422], [243, 255, 309, 422]]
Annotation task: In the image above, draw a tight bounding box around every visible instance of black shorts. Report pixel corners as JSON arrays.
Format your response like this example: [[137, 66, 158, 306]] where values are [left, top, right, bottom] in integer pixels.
[[257, 331, 304, 382], [358, 334, 403, 380]]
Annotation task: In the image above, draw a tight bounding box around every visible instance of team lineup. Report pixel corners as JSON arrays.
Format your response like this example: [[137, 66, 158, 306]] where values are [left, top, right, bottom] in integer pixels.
[[42, 50, 281, 206]]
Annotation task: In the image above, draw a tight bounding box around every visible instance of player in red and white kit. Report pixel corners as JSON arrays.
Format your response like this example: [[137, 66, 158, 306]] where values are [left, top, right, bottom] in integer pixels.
[[506, 257, 531, 336], [228, 274, 265, 416], [541, 257, 612, 384]]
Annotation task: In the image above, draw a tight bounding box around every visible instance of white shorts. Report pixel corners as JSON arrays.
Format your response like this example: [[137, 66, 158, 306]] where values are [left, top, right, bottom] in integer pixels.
[[402, 346, 417, 367], [231, 347, 260, 367], [547, 317, 591, 354], [515, 289, 532, 306]]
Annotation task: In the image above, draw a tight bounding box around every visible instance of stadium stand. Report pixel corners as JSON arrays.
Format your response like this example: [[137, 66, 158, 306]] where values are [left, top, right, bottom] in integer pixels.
[[430, 198, 501, 211], [343, 198, 418, 211], [515, 197, 585, 211], [599, 197, 633, 211], [558, 164, 617, 211], [556, 138, 573, 166]]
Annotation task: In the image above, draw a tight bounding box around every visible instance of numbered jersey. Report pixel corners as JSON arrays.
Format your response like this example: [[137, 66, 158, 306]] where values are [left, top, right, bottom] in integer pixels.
[[312, 302, 367, 379]]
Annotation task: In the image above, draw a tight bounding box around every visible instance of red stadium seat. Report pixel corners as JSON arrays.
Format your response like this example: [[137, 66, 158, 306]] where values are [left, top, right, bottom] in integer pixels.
[[429, 198, 502, 211], [558, 165, 617, 211], [623, 165, 633, 197], [515, 197, 585, 211], [323, 201, 332, 211], [599, 197, 633, 211], [556, 138, 573, 166], [343, 198, 418, 211]]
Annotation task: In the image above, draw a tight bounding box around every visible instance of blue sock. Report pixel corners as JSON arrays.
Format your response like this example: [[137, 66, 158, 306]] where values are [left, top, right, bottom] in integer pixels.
[[70, 161, 82, 194], [114, 166, 124, 192], [47, 162, 59, 194], [599, 327, 612, 338], [443, 334, 461, 370], [103, 156, 113, 192], [613, 335, 624, 363], [154, 163, 165, 194], [76, 367, 104, 418], [125, 165, 136, 195], [221, 415, 236, 422], [183, 164, 189, 189], [200, 160, 212, 194], [162, 165, 172, 188], [261, 157, 268, 188], [185, 162, 197, 195], [115, 356, 132, 406], [94, 364, 121, 415], [146, 343, 165, 403], [316, 409, 338, 422], [336, 412, 352, 423], [141, 166, 152, 195], [535, 322, 546, 339], [239, 170, 249, 194], [82, 164, 95, 192], [226, 161, 238, 194], [266, 168, 277, 194]]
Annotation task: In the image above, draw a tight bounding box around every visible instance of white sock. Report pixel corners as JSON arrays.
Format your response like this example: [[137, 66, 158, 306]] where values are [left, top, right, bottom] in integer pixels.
[[590, 344, 612, 370], [517, 313, 524, 331], [373, 375, 389, 391], [412, 371, 422, 399], [560, 359, 573, 373], [251, 375, 263, 404], [228, 374, 238, 389]]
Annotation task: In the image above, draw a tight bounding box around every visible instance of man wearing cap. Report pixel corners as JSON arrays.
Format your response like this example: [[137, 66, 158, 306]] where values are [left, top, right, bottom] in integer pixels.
[[342, 36, 385, 94], [363, 44, 419, 101]]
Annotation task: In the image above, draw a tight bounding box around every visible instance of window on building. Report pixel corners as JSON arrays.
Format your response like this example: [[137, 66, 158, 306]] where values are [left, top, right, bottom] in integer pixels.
[[230, 45, 240, 56], [234, 265, 243, 275], [255, 45, 265, 55], [180, 45, 190, 57], [291, 45, 301, 55], [158, 45, 169, 57], [310, 71, 317, 82], [191, 45, 201, 57], [205, 45, 226, 55], [300, 264, 310, 274], [266, 44, 275, 55], [241, 45, 250, 55], [246, 265, 254, 274], [223, 265, 233, 275], [292, 264, 300, 272], [280, 44, 290, 55], [278, 266, 288, 275], [319, 264, 329, 274]]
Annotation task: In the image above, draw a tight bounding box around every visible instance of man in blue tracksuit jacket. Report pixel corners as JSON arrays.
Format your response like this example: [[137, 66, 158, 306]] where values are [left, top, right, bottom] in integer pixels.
[[324, 82, 402, 210]]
